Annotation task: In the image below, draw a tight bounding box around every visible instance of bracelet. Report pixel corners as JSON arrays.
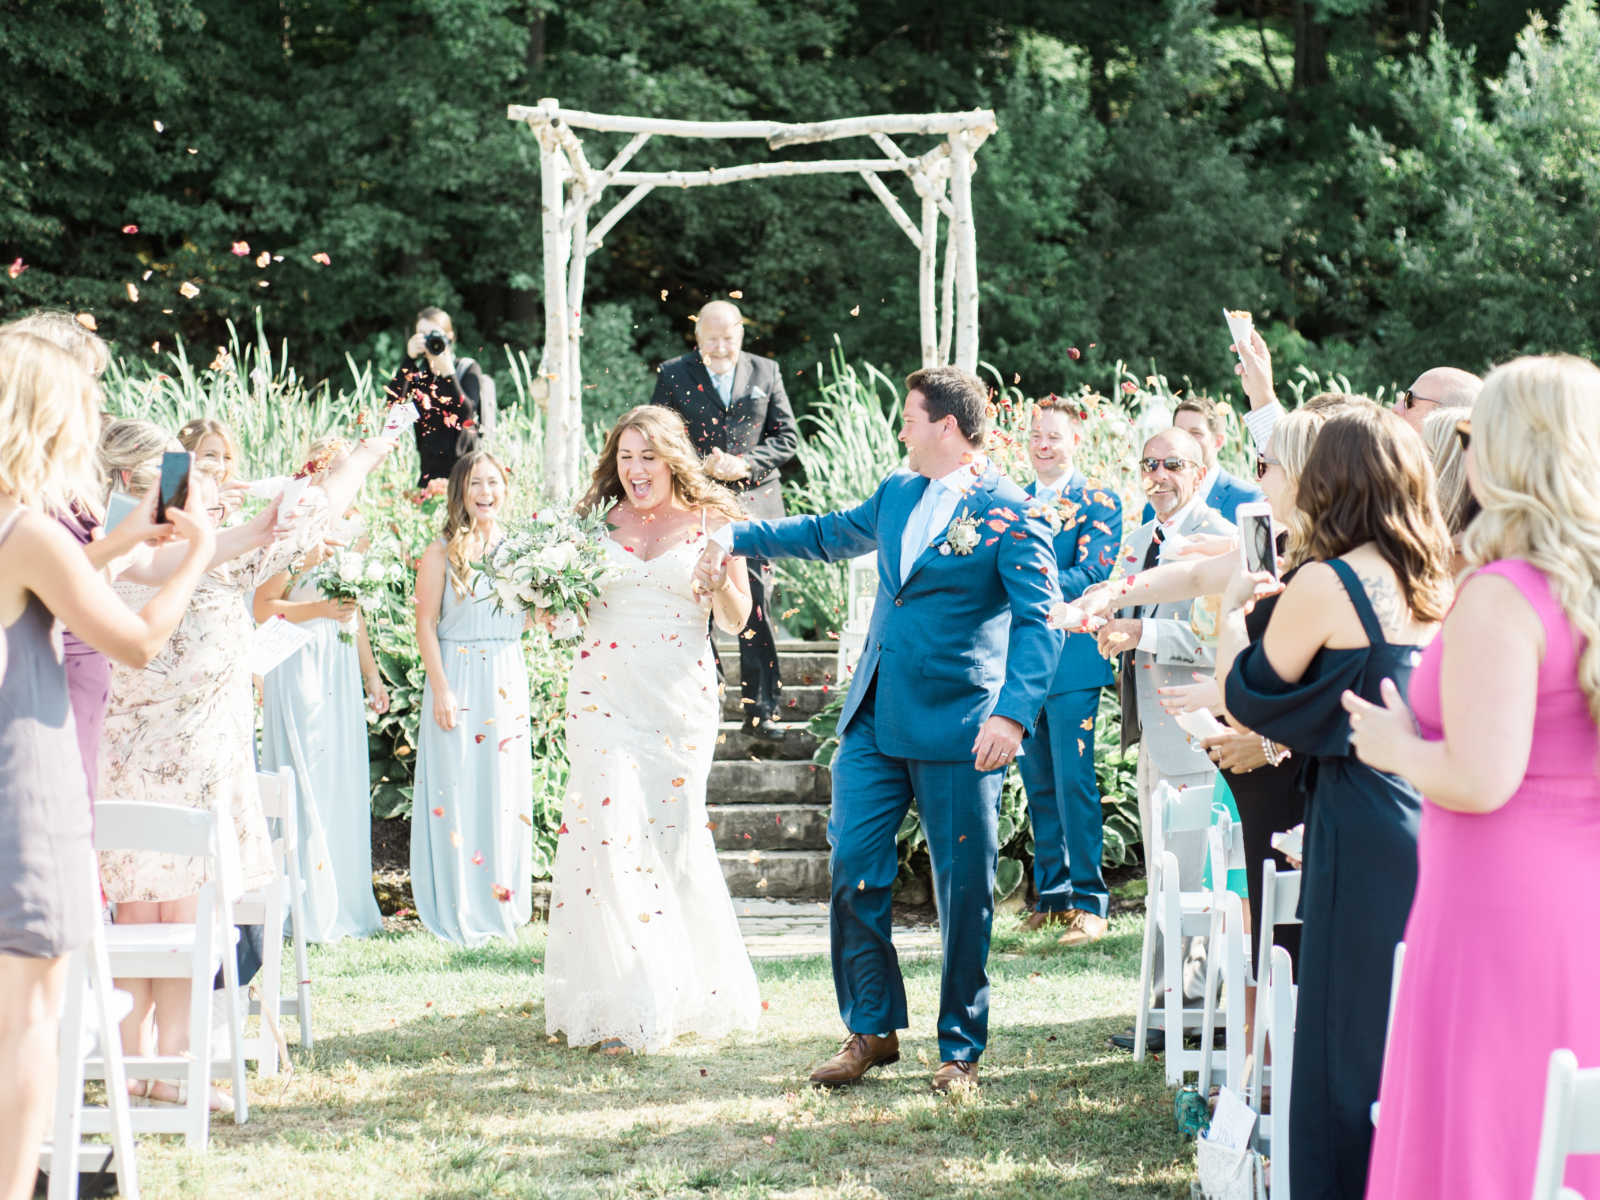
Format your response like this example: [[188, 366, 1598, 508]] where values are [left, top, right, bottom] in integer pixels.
[[1260, 736, 1290, 767]]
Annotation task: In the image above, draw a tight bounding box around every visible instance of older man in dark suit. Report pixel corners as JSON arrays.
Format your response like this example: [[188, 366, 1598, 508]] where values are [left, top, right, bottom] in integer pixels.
[[651, 300, 799, 729]]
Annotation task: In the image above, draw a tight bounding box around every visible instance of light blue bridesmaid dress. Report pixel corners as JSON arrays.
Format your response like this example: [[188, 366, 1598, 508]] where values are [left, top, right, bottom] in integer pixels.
[[259, 573, 384, 942], [409, 557, 532, 946]]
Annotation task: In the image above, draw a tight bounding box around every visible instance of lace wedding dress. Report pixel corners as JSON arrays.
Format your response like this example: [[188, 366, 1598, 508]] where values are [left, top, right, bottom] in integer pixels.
[[544, 532, 761, 1052]]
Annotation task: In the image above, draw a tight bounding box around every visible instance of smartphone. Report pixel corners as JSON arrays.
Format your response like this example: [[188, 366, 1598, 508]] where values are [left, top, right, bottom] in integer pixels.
[[1235, 500, 1278, 580], [104, 490, 139, 532], [155, 450, 193, 524]]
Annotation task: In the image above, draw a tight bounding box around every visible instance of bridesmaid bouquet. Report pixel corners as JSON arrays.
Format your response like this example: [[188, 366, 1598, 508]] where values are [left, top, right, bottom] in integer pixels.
[[317, 549, 403, 643], [477, 508, 614, 641]]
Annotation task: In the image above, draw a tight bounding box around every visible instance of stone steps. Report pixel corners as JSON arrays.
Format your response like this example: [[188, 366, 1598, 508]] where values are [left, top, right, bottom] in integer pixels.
[[708, 802, 829, 851], [721, 682, 830, 722], [710, 642, 837, 901], [717, 849, 833, 900]]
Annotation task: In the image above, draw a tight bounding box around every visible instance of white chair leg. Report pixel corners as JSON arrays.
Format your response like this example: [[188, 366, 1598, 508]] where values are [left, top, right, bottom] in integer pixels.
[[185, 932, 213, 1151], [1198, 903, 1224, 1095], [1224, 897, 1246, 1093], [48, 953, 88, 1200], [217, 930, 248, 1126], [1161, 862, 1184, 1088], [88, 923, 139, 1200], [1132, 878, 1159, 1064]]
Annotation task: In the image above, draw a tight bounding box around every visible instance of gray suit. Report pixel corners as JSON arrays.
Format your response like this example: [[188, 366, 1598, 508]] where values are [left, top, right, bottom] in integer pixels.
[[1117, 500, 1235, 1002]]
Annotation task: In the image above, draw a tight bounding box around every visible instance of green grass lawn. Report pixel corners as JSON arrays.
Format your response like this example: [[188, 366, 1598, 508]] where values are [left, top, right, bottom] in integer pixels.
[[132, 912, 1197, 1199]]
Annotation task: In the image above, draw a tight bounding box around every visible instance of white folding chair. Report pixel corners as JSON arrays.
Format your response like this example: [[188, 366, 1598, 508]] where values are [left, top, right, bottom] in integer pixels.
[[86, 802, 249, 1148], [234, 773, 290, 1077], [1133, 781, 1216, 1085], [1370, 940, 1405, 1128], [1198, 813, 1248, 1095], [255, 768, 314, 1049], [1247, 863, 1302, 1111], [1531, 1048, 1600, 1200], [1259, 945, 1296, 1199], [40, 860, 141, 1200]]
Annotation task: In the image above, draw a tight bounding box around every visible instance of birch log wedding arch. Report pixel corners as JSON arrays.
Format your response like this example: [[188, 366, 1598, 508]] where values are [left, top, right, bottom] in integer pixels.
[[506, 98, 997, 497]]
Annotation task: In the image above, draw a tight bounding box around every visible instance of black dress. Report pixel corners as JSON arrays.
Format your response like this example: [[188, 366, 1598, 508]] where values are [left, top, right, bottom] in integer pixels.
[[384, 358, 482, 486], [1223, 566, 1305, 968], [1224, 558, 1425, 1200]]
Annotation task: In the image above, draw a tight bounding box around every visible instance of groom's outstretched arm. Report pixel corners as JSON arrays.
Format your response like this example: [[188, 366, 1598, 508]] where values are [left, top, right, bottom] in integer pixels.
[[991, 512, 1064, 735], [729, 477, 887, 563]]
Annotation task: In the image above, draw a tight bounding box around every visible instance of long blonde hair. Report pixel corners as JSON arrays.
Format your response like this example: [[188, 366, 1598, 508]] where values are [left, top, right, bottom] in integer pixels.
[[1463, 355, 1600, 724], [441, 450, 509, 596], [0, 310, 110, 379], [0, 331, 101, 515], [1421, 406, 1475, 536], [576, 405, 744, 523], [97, 418, 179, 502], [178, 417, 242, 480]]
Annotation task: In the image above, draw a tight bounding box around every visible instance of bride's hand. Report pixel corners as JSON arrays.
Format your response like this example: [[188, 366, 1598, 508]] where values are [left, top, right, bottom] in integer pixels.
[[692, 544, 730, 598]]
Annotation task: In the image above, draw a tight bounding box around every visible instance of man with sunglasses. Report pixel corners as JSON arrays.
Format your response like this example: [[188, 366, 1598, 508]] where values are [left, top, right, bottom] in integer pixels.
[[1096, 428, 1235, 1051], [1138, 396, 1262, 526]]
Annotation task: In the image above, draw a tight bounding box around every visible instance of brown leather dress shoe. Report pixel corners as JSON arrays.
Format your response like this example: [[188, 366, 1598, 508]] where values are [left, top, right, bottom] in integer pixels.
[[808, 1032, 900, 1087], [1057, 909, 1108, 947], [931, 1060, 979, 1093], [1022, 909, 1071, 932]]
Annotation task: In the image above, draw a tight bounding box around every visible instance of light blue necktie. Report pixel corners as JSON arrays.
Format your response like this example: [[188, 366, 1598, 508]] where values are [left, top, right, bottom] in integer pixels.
[[901, 480, 946, 584], [711, 371, 733, 407]]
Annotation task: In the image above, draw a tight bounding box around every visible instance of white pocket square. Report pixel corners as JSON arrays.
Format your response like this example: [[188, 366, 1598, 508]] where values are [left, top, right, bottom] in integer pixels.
[[750, 387, 766, 400]]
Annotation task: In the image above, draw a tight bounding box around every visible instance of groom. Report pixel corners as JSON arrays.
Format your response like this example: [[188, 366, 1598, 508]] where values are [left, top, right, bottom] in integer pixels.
[[697, 366, 1061, 1091]]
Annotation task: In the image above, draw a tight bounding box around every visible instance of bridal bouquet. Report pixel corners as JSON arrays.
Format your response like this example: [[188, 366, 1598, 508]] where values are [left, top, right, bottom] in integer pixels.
[[477, 508, 614, 641], [317, 548, 403, 642]]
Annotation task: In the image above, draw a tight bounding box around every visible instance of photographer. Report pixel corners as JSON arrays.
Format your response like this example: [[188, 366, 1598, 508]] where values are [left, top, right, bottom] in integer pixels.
[[385, 307, 486, 486]]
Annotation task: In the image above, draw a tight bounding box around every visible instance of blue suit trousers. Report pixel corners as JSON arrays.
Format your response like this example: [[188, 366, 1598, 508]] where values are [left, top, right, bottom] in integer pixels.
[[1016, 688, 1108, 918], [828, 692, 1003, 1062]]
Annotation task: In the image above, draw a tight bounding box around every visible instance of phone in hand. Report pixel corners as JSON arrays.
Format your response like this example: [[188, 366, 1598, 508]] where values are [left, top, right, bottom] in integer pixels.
[[155, 450, 193, 524], [1235, 501, 1278, 581], [104, 490, 140, 532]]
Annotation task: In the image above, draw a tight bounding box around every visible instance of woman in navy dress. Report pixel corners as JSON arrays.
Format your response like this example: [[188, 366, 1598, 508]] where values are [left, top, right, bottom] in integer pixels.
[[1216, 405, 1455, 1200]]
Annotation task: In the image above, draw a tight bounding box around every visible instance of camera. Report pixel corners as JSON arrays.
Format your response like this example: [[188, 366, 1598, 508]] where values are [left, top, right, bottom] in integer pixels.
[[422, 330, 449, 357]]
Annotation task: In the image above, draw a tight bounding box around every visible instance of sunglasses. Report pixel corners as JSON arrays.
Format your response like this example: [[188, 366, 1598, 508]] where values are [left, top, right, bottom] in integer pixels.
[[1455, 417, 1472, 451], [1255, 455, 1280, 481], [1139, 456, 1199, 474], [1397, 388, 1440, 412]]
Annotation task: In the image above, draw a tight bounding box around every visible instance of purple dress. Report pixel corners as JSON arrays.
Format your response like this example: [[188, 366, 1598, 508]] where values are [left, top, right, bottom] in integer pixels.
[[59, 508, 112, 801], [1366, 560, 1600, 1200]]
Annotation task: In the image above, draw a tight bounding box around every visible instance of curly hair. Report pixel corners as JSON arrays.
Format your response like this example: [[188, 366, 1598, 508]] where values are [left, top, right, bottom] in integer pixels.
[[1294, 405, 1455, 622], [576, 405, 744, 523], [0, 331, 101, 516], [440, 450, 510, 597], [1463, 355, 1600, 725]]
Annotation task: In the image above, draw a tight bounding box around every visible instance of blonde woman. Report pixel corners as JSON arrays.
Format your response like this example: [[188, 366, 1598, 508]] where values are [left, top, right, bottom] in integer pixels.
[[1347, 355, 1600, 1200], [177, 417, 246, 512], [254, 436, 387, 942], [0, 332, 212, 1200], [409, 450, 532, 946], [1421, 405, 1479, 577], [544, 406, 760, 1056]]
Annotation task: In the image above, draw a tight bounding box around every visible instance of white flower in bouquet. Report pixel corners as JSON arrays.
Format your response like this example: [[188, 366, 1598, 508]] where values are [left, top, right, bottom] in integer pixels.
[[364, 559, 390, 584], [475, 507, 614, 641], [536, 541, 577, 572], [335, 550, 364, 583]]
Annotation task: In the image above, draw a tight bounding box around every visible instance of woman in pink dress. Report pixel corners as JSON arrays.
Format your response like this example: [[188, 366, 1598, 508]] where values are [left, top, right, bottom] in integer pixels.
[[1344, 353, 1600, 1200]]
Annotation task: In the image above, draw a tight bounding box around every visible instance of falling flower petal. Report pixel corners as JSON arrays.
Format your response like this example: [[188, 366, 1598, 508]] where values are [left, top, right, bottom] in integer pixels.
[[75, 313, 97, 331], [255, 250, 271, 268], [125, 282, 139, 302], [230, 241, 250, 256], [121, 224, 139, 235], [431, 806, 444, 817], [492, 883, 512, 902], [1068, 347, 1081, 360], [312, 251, 331, 266], [7, 258, 26, 280], [152, 119, 164, 132], [471, 851, 484, 866], [849, 304, 860, 317], [179, 280, 200, 299]]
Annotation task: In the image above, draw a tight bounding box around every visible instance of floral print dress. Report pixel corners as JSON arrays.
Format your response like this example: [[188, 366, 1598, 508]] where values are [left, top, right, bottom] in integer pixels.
[[98, 537, 311, 903]]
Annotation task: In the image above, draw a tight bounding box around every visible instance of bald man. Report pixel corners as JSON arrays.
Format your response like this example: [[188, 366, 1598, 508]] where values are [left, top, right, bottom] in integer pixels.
[[652, 300, 799, 730]]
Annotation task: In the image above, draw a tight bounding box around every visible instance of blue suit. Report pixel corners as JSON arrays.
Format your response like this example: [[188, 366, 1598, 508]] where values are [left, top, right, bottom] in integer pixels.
[[1139, 467, 1261, 526], [732, 464, 1060, 1061], [1016, 473, 1121, 918]]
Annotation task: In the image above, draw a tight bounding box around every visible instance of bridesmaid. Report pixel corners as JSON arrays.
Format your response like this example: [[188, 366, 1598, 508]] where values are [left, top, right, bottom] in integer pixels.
[[254, 436, 387, 942], [1218, 405, 1454, 1200], [410, 451, 533, 946], [1349, 356, 1600, 1200]]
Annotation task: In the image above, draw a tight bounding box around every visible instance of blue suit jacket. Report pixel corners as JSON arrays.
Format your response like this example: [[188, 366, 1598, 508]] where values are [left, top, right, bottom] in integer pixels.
[[731, 466, 1062, 763], [1139, 467, 1262, 526], [1026, 473, 1120, 695]]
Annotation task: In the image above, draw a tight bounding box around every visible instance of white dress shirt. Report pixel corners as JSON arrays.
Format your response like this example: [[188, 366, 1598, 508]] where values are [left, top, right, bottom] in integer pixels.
[[1134, 489, 1207, 654], [900, 456, 987, 583]]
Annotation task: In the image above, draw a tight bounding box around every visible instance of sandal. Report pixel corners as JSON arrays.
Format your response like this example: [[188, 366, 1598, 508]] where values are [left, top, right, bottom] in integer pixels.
[[142, 1080, 235, 1114]]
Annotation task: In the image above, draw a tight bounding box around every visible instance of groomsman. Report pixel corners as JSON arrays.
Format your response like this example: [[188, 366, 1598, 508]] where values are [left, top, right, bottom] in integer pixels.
[[652, 300, 799, 729], [1017, 398, 1121, 946]]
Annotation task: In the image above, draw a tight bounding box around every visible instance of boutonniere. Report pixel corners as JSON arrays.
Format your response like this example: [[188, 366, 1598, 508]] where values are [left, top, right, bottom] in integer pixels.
[[941, 513, 982, 556]]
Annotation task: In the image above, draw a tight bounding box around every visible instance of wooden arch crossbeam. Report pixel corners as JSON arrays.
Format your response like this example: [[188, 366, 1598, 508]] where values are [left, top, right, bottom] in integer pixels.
[[507, 98, 997, 498]]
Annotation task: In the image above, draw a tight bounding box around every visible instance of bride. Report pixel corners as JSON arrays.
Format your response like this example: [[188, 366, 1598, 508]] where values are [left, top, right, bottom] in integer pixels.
[[544, 405, 762, 1054]]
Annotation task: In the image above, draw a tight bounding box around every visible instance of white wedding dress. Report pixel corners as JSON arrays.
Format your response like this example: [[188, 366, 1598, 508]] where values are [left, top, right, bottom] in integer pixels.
[[544, 532, 761, 1052]]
